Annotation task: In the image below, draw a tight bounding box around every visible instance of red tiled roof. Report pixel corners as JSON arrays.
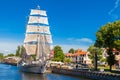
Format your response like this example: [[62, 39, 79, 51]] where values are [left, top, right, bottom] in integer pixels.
[[75, 51, 87, 55], [65, 49, 87, 57], [65, 53, 75, 57]]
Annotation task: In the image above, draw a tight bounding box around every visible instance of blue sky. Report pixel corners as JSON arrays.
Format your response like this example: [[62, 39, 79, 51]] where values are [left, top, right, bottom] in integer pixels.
[[0, 0, 120, 54]]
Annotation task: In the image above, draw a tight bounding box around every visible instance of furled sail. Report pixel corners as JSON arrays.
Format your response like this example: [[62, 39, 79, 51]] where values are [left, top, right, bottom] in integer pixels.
[[24, 44, 37, 55], [30, 9, 47, 16], [28, 16, 48, 25]]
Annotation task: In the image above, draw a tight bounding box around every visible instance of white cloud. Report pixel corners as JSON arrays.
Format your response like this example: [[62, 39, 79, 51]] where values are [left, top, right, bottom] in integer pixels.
[[66, 37, 94, 44], [67, 38, 74, 41], [108, 0, 120, 20], [0, 40, 22, 55], [53, 37, 94, 53], [75, 38, 94, 43]]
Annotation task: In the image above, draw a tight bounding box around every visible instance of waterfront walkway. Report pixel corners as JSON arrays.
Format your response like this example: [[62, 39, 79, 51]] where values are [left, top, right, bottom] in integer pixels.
[[52, 67, 120, 80]]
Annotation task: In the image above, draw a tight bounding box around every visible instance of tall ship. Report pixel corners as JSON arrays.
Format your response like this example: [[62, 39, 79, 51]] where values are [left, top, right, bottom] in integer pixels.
[[18, 6, 53, 73]]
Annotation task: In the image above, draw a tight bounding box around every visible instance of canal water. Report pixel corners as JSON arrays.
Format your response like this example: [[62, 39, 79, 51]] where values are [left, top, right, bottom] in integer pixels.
[[0, 63, 90, 80]]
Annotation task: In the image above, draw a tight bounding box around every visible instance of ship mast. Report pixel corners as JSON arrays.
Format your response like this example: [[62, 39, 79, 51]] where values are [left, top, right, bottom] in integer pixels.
[[23, 6, 53, 61]]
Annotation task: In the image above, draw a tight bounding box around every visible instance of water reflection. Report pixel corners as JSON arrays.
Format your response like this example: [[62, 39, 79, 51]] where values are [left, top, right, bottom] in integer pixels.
[[21, 72, 88, 80], [22, 73, 47, 80], [0, 64, 90, 80], [21, 72, 89, 80]]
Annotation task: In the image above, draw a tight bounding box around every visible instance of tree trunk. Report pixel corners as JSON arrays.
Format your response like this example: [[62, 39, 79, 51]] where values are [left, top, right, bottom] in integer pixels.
[[94, 53, 98, 71], [110, 65, 112, 72]]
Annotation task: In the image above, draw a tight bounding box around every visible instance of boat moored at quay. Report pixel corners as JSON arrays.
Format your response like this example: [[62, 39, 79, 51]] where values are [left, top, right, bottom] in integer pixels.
[[18, 5, 53, 74]]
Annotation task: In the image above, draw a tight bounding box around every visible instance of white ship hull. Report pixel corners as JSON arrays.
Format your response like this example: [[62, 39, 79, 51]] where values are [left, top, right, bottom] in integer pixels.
[[18, 63, 46, 74]]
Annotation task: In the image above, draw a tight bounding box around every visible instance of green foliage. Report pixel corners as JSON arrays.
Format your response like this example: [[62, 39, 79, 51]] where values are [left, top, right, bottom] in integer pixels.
[[5, 53, 15, 57], [64, 58, 71, 63], [101, 58, 106, 62], [16, 46, 21, 57], [52, 57, 61, 62], [0, 53, 4, 61], [95, 21, 120, 49], [107, 54, 115, 65], [31, 55, 36, 61], [87, 45, 103, 64], [53, 45, 65, 62], [95, 20, 120, 71], [20, 45, 25, 58], [68, 48, 75, 54], [75, 50, 78, 53], [15, 45, 25, 58]]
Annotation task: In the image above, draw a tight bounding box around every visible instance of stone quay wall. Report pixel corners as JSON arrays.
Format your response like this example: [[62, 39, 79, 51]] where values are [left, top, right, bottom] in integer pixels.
[[52, 68, 120, 80]]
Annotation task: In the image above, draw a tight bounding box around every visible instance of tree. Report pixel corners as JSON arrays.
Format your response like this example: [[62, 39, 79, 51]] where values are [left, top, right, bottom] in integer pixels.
[[95, 20, 120, 71], [64, 58, 71, 63], [52, 57, 61, 62], [53, 45, 65, 62], [20, 45, 25, 58], [75, 50, 78, 53], [0, 53, 4, 62], [5, 53, 15, 57], [87, 45, 103, 70], [101, 58, 107, 65], [68, 48, 75, 54], [16, 46, 21, 57]]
